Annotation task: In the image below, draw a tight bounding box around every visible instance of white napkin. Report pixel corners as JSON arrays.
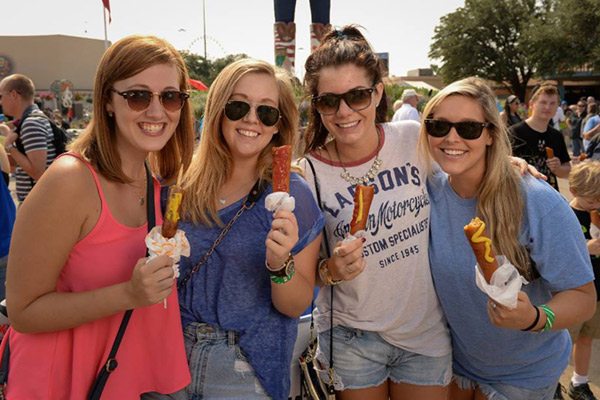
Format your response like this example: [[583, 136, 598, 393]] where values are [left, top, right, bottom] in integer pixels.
[[474, 256, 528, 309], [265, 192, 295, 213], [145, 226, 191, 279]]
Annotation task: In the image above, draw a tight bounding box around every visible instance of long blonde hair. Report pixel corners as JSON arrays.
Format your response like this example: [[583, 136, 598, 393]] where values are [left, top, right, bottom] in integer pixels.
[[69, 35, 194, 183], [418, 77, 533, 277], [181, 58, 298, 225]]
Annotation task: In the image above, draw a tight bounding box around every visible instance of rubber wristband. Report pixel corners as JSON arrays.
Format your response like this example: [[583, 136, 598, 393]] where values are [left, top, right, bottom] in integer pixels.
[[270, 268, 295, 284], [520, 305, 540, 332], [540, 304, 556, 332]]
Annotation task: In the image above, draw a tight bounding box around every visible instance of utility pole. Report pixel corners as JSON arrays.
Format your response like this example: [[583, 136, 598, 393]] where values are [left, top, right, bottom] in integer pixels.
[[203, 0, 207, 59]]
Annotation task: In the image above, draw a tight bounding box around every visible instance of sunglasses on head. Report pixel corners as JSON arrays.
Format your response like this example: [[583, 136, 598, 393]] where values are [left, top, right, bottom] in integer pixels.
[[224, 100, 280, 127], [111, 89, 189, 112], [312, 87, 375, 115], [424, 119, 490, 140]]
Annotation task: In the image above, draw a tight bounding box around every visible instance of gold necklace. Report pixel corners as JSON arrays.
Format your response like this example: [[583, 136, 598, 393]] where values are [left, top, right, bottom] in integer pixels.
[[127, 178, 146, 206], [333, 130, 382, 186]]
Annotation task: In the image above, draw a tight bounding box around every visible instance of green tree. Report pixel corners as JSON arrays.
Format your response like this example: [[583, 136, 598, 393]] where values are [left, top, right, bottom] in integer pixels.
[[429, 0, 563, 100], [180, 51, 248, 87]]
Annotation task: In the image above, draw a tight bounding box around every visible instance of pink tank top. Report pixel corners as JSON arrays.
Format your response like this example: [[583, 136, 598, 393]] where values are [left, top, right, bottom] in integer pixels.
[[2, 155, 190, 399]]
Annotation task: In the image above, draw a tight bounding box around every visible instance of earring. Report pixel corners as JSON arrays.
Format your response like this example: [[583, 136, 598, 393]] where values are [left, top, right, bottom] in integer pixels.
[[107, 111, 114, 117]]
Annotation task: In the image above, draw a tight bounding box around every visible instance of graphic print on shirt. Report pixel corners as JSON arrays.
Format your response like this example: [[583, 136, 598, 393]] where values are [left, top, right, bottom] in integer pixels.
[[322, 162, 429, 270]]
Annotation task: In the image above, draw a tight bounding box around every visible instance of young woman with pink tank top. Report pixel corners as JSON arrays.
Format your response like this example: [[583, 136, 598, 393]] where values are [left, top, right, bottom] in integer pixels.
[[1, 35, 194, 399]]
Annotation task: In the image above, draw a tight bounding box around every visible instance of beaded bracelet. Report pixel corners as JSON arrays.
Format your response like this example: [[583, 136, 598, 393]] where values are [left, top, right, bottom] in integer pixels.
[[539, 304, 556, 332], [270, 269, 295, 284], [520, 305, 540, 332]]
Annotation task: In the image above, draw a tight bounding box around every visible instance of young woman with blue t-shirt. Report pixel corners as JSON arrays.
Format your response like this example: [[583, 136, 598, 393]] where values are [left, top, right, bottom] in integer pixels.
[[176, 59, 324, 400], [418, 77, 597, 400]]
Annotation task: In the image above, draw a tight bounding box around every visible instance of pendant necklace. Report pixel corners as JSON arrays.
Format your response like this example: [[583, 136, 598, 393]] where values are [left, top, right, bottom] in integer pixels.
[[333, 130, 382, 186]]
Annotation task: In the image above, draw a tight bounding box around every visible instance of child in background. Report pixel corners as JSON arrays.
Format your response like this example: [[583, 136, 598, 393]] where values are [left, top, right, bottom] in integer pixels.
[[566, 161, 600, 400]]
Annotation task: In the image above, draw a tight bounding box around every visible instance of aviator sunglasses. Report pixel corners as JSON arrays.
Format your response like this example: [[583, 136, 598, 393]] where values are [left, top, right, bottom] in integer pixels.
[[312, 87, 375, 115], [224, 100, 281, 127], [111, 89, 189, 112], [424, 119, 491, 140]]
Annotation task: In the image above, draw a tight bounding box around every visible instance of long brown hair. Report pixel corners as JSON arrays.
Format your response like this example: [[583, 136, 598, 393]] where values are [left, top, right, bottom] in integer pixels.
[[303, 25, 388, 153], [418, 77, 533, 277], [180, 58, 298, 226], [69, 35, 194, 183]]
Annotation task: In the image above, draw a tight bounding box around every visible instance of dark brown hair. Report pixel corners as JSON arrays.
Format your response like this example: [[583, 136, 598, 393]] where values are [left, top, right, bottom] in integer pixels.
[[303, 25, 388, 153]]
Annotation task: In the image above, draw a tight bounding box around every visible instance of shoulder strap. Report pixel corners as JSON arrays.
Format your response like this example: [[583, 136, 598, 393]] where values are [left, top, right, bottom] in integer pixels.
[[304, 156, 336, 394], [88, 161, 155, 400]]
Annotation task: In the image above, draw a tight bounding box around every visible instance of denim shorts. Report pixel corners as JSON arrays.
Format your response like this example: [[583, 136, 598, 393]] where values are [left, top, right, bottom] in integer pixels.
[[316, 325, 452, 391], [454, 374, 558, 400], [183, 322, 270, 400]]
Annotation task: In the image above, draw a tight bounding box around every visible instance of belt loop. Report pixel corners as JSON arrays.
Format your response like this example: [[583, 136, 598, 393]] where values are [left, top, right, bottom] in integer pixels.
[[227, 331, 237, 346]]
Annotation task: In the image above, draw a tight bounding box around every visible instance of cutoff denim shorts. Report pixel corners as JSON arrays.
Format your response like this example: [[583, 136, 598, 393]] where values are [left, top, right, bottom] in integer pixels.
[[453, 374, 558, 400], [316, 325, 452, 391], [183, 322, 270, 400]]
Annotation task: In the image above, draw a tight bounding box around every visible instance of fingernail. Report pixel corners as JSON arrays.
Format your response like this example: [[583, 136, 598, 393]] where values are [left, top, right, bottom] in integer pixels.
[[361, 237, 366, 243]]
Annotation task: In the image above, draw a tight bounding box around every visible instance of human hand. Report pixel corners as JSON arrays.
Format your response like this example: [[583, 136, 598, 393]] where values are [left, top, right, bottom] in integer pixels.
[[487, 291, 538, 330], [545, 156, 561, 173], [127, 254, 175, 307], [509, 156, 547, 180], [587, 238, 600, 256], [265, 210, 299, 269], [327, 237, 366, 282]]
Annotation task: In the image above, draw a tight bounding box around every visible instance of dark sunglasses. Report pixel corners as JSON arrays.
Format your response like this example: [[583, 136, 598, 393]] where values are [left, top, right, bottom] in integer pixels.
[[224, 100, 280, 127], [111, 89, 189, 112], [312, 87, 375, 115], [424, 119, 490, 140]]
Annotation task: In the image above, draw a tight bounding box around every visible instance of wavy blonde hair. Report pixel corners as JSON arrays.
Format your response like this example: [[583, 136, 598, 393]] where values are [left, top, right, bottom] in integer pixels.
[[569, 160, 600, 199], [418, 77, 533, 277], [69, 35, 194, 183], [181, 58, 298, 225]]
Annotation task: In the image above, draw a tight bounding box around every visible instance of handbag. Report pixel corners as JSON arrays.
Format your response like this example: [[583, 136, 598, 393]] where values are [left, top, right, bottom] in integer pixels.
[[298, 157, 336, 400]]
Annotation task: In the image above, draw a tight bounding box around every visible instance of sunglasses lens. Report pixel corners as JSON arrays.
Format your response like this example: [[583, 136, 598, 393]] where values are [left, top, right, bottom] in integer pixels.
[[425, 120, 452, 137], [126, 90, 152, 111], [345, 88, 373, 111], [225, 101, 250, 121], [455, 122, 485, 140], [161, 91, 187, 112], [313, 94, 340, 115], [256, 105, 280, 127]]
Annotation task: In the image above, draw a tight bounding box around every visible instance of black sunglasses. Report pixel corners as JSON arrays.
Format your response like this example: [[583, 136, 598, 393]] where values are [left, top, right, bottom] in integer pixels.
[[312, 87, 375, 115], [111, 89, 189, 112], [424, 119, 490, 140], [224, 100, 280, 127]]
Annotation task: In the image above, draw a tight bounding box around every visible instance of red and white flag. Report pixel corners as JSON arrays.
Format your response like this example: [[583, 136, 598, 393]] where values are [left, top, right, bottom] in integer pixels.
[[102, 0, 111, 22]]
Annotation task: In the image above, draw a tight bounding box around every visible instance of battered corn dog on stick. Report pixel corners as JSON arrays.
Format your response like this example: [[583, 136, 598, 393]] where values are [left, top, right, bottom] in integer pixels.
[[349, 185, 374, 235], [464, 217, 499, 284]]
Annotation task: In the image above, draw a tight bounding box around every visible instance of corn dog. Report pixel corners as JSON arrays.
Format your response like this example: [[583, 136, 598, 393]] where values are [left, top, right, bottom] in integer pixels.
[[272, 145, 292, 193], [464, 217, 498, 283], [162, 185, 183, 238], [349, 185, 375, 235], [545, 147, 554, 159]]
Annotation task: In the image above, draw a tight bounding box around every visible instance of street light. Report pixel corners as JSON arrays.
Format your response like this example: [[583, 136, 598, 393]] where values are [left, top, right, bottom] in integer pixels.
[[202, 0, 207, 59]]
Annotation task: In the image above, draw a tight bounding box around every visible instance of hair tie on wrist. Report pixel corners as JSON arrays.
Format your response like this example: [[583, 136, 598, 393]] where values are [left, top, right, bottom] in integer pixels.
[[521, 305, 540, 332]]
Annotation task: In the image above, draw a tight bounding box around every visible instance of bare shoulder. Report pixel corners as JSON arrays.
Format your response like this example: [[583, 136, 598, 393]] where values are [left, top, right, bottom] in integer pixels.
[[21, 154, 99, 219]]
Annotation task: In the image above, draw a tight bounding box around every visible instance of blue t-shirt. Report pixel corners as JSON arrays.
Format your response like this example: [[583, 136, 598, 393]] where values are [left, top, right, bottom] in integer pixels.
[[178, 173, 324, 400], [0, 179, 16, 257], [428, 173, 593, 389]]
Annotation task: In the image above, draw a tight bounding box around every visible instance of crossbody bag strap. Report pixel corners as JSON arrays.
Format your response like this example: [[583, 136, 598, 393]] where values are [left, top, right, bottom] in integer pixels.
[[304, 156, 336, 392], [177, 179, 264, 289], [88, 161, 155, 400]]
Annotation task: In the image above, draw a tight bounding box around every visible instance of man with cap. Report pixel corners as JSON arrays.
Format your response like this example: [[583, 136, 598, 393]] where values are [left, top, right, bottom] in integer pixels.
[[392, 88, 420, 122]]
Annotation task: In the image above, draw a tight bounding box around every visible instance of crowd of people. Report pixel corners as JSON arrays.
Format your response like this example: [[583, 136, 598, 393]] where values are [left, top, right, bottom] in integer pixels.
[[0, 24, 598, 400]]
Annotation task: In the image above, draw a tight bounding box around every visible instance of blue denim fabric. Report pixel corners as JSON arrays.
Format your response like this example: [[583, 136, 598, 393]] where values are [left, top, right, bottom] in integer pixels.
[[317, 325, 452, 391], [454, 374, 558, 400], [184, 323, 270, 400], [274, 0, 330, 24]]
